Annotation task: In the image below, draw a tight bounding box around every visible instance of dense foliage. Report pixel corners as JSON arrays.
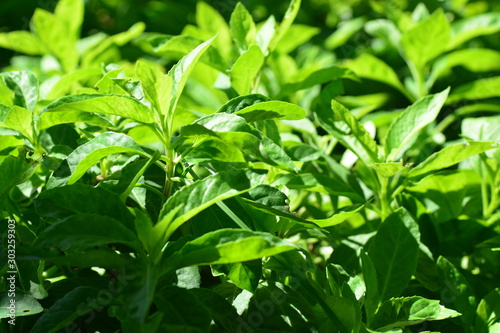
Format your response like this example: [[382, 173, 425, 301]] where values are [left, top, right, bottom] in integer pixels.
[[1, 0, 499, 332]]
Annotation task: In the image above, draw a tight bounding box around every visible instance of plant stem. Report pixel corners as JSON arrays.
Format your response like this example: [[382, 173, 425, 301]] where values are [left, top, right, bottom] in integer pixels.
[[378, 174, 390, 220]]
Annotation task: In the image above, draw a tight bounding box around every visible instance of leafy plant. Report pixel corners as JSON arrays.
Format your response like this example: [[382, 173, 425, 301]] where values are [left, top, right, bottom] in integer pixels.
[[1, 0, 499, 332]]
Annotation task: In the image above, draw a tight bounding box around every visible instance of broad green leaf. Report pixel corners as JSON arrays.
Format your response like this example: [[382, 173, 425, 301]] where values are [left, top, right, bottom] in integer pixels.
[[429, 49, 500, 87], [155, 286, 240, 332], [447, 77, 500, 104], [134, 34, 227, 72], [31, 8, 78, 72], [361, 252, 380, 321], [312, 204, 365, 228], [256, 15, 277, 53], [217, 93, 270, 114], [35, 184, 136, 230], [385, 88, 449, 161], [43, 94, 156, 123], [156, 170, 266, 241], [449, 13, 500, 49], [135, 59, 172, 117], [436, 256, 476, 327], [371, 162, 409, 178], [0, 135, 23, 151], [370, 296, 461, 330], [54, 0, 84, 40], [462, 116, 500, 142], [230, 45, 264, 95], [46, 68, 102, 100], [269, 0, 302, 51], [33, 249, 130, 269], [275, 24, 320, 54], [331, 99, 380, 163], [280, 66, 346, 96], [0, 293, 43, 318], [367, 208, 420, 302], [195, 2, 232, 59], [227, 261, 262, 292], [29, 287, 103, 333], [64, 132, 147, 185], [36, 213, 139, 249], [0, 148, 42, 209], [475, 288, 500, 333], [401, 9, 451, 70], [0, 31, 45, 55], [408, 141, 498, 179], [229, 2, 256, 51], [325, 17, 365, 50], [1, 106, 33, 141], [172, 229, 298, 268], [167, 37, 215, 125], [233, 100, 306, 122], [1, 71, 39, 111], [343, 54, 408, 99], [274, 173, 364, 202], [81, 22, 145, 68], [37, 110, 113, 130]]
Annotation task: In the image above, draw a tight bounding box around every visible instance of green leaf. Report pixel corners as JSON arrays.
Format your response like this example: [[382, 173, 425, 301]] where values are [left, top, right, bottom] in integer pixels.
[[46, 68, 102, 100], [172, 229, 298, 268], [217, 93, 271, 114], [230, 45, 264, 95], [0, 31, 45, 55], [343, 54, 408, 99], [195, 2, 232, 59], [31, 8, 79, 72], [274, 173, 364, 201], [256, 15, 277, 53], [385, 88, 449, 161], [371, 162, 409, 178], [269, 0, 302, 51], [275, 24, 320, 54], [233, 100, 306, 122], [135, 34, 227, 72], [429, 49, 500, 87], [227, 261, 262, 292], [408, 141, 498, 179], [325, 17, 366, 50], [475, 288, 500, 333], [43, 94, 156, 124], [156, 169, 266, 241], [0, 293, 43, 318], [36, 213, 139, 249], [38, 110, 113, 131], [229, 2, 256, 51], [63, 132, 147, 185], [447, 76, 500, 104], [35, 184, 136, 230], [135, 59, 172, 117], [370, 296, 461, 330], [367, 208, 420, 302], [54, 0, 84, 41], [82, 22, 145, 68], [312, 204, 365, 228], [449, 13, 500, 49], [331, 99, 381, 163], [1, 106, 33, 141], [0, 148, 42, 209], [167, 37, 215, 126], [361, 252, 380, 321], [436, 256, 476, 327], [401, 9, 451, 70], [1, 71, 39, 111], [280, 66, 346, 96], [29, 287, 103, 333]]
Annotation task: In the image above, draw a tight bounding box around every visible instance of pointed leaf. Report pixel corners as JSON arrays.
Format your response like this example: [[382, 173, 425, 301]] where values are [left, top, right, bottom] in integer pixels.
[[135, 59, 172, 116], [0, 293, 43, 318], [173, 229, 298, 268], [43, 94, 155, 123], [234, 100, 306, 122], [229, 3, 256, 51], [385, 88, 449, 161], [367, 208, 420, 302], [475, 288, 500, 333], [230, 45, 264, 95], [269, 0, 302, 51], [1, 71, 38, 111], [0, 31, 45, 55], [449, 13, 500, 49], [156, 170, 266, 240]]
